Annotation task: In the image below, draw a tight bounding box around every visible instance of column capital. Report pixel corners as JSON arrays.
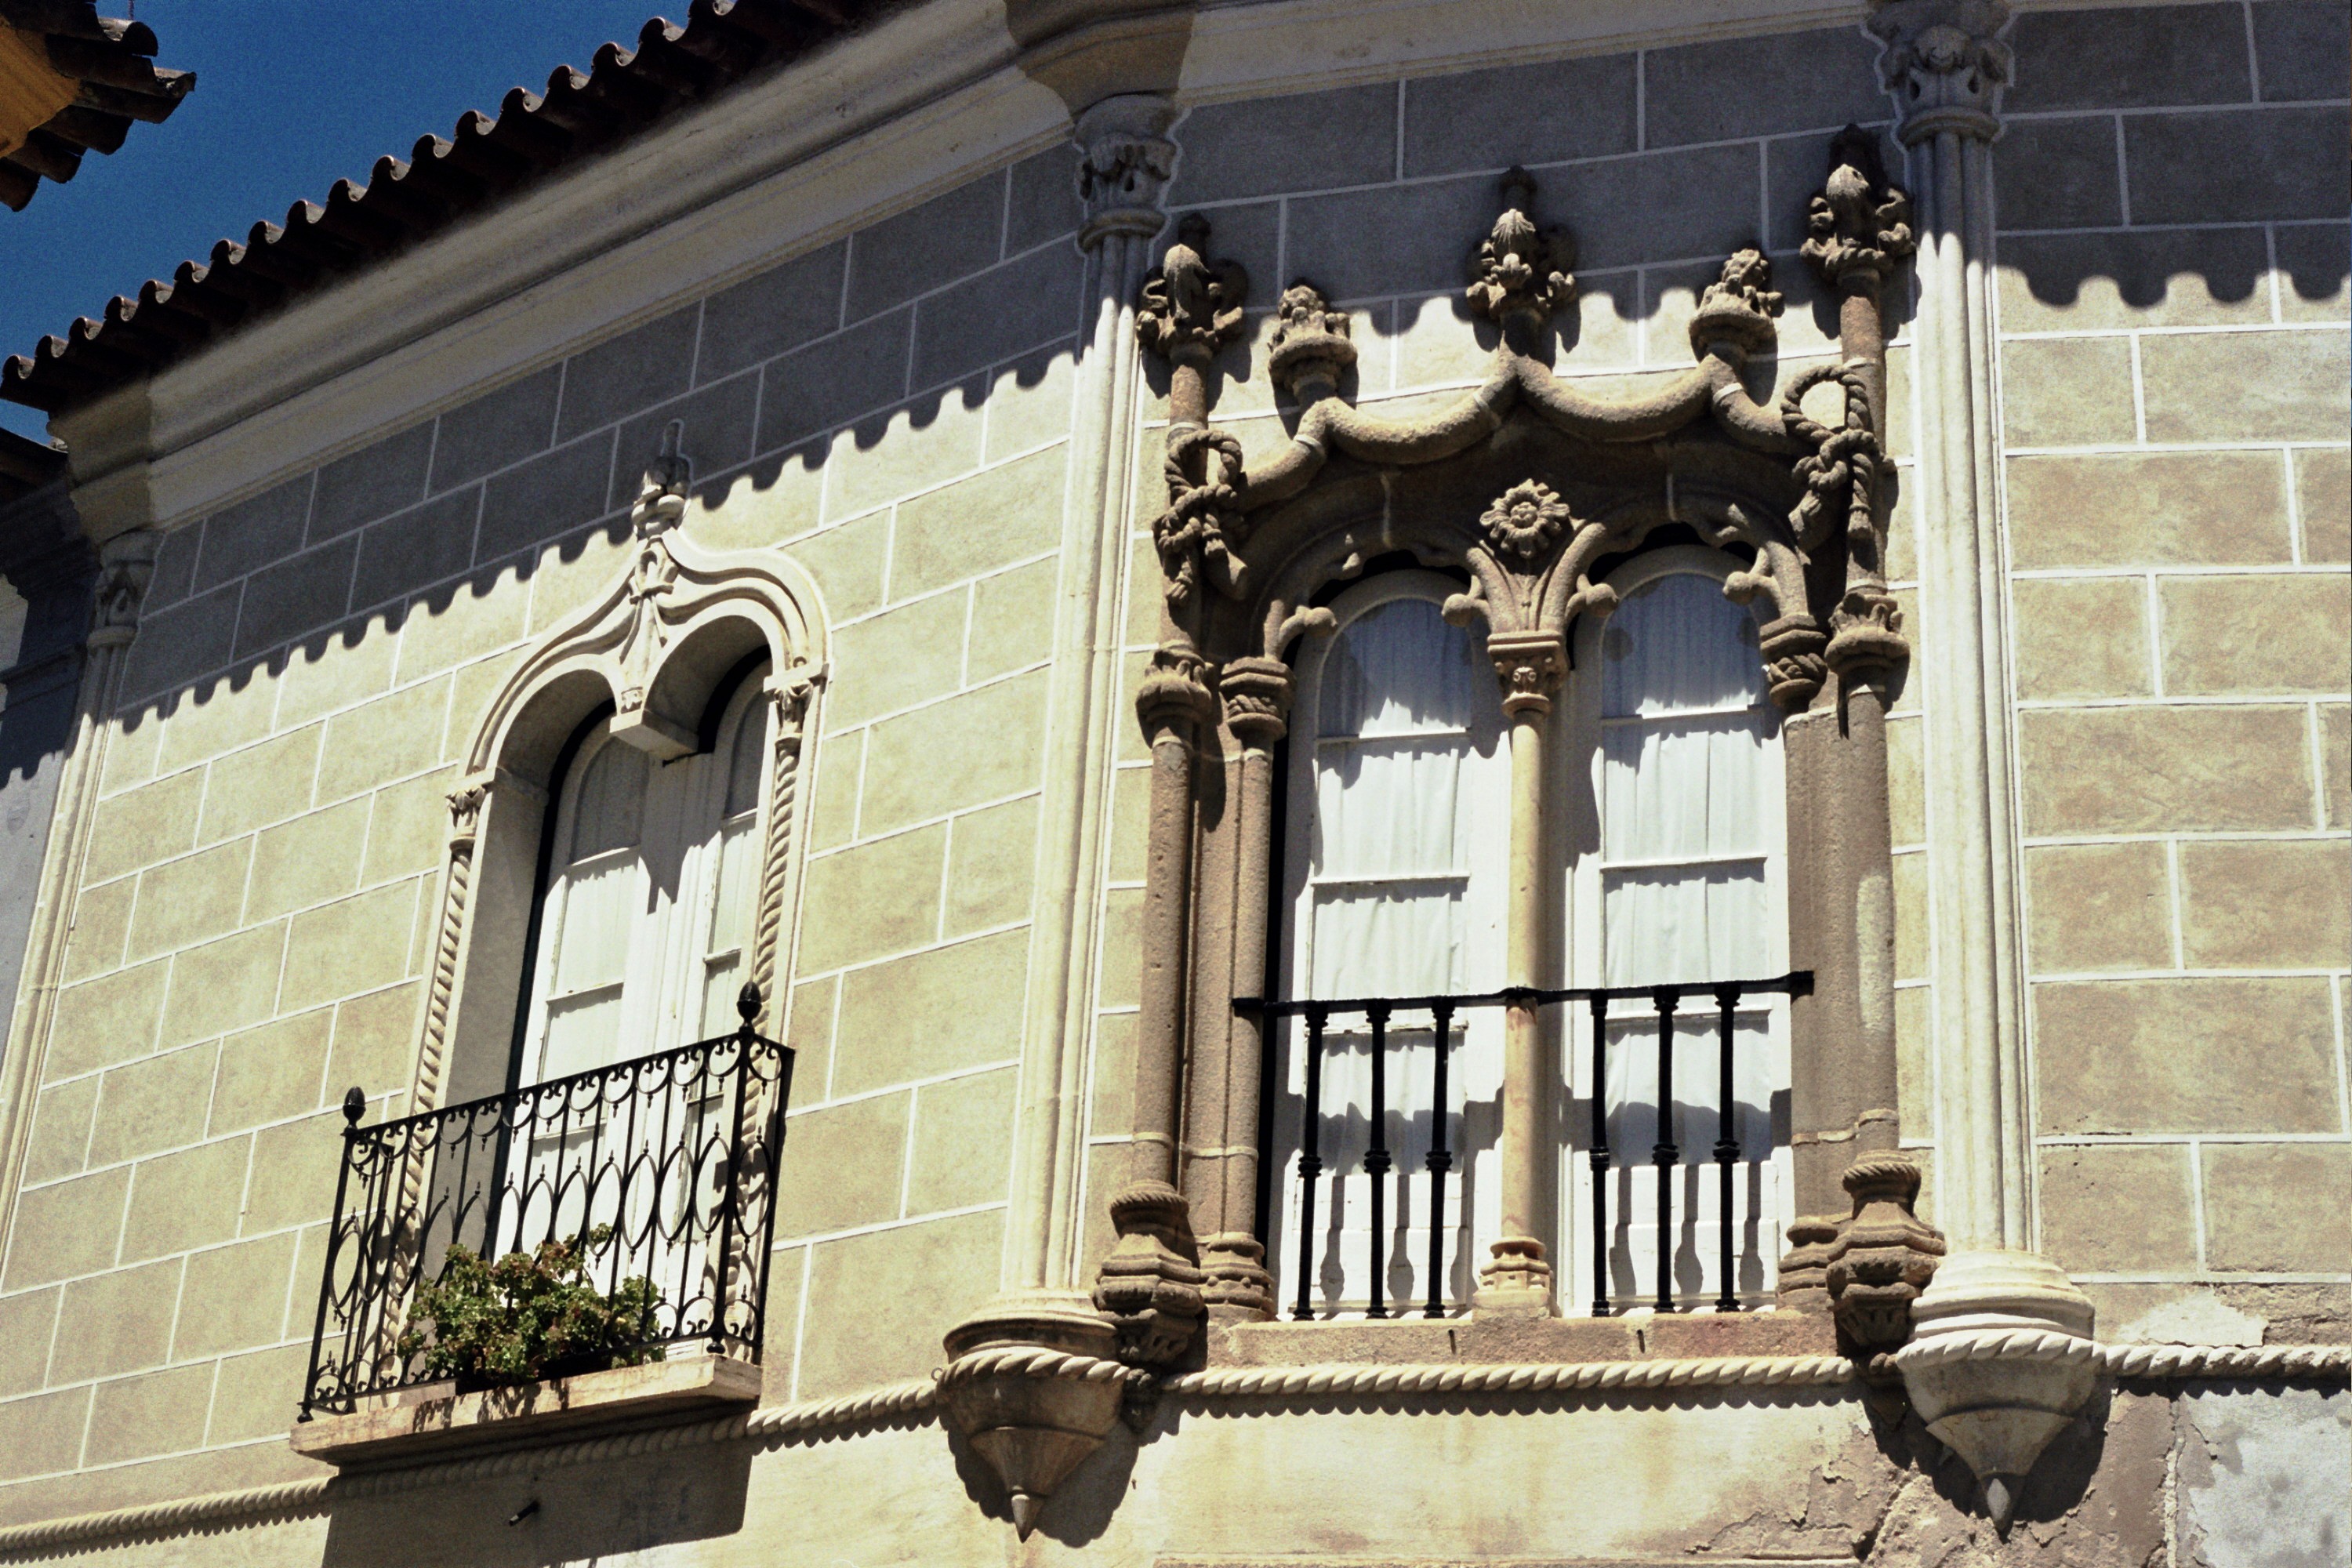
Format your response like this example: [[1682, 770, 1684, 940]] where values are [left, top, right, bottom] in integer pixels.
[[1485, 629, 1566, 717], [1075, 93, 1176, 249], [1869, 0, 2013, 144], [85, 528, 158, 652], [1219, 655, 1292, 748]]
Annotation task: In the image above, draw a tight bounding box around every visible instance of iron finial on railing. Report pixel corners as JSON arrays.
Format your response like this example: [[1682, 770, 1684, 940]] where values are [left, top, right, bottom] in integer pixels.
[[736, 980, 762, 1039], [341, 1085, 365, 1127]]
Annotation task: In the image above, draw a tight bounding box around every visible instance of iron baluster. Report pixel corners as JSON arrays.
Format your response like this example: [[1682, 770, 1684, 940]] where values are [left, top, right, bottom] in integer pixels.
[[1588, 992, 1611, 1318], [1365, 1003, 1392, 1319], [1652, 986, 1680, 1315], [1294, 1005, 1328, 1321], [299, 1087, 368, 1419], [1713, 985, 1741, 1313], [1422, 1000, 1454, 1319]]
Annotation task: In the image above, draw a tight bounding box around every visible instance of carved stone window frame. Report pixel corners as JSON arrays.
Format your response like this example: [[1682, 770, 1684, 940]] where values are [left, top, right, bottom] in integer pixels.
[[408, 438, 829, 1127]]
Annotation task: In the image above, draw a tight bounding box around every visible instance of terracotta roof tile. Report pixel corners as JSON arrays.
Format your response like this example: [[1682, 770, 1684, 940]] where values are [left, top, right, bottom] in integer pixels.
[[0, 2, 194, 211]]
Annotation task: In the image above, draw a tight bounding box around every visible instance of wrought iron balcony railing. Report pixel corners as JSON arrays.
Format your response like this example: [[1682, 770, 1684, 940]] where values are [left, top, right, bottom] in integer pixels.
[[299, 988, 794, 1418], [1241, 971, 1812, 1321]]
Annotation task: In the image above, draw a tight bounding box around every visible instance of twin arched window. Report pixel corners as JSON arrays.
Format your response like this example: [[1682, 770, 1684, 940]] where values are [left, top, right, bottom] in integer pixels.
[[1274, 549, 1788, 1316]]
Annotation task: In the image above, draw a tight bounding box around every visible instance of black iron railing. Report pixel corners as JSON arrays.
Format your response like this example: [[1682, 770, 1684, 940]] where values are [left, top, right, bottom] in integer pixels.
[[1240, 971, 1810, 1321], [299, 990, 793, 1417]]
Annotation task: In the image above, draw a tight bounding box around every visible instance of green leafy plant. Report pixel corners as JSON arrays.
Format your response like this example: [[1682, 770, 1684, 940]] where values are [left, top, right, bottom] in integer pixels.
[[397, 1225, 666, 1385]]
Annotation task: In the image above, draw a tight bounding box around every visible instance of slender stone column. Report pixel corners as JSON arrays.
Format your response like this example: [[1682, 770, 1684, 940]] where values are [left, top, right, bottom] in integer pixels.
[[1475, 629, 1564, 1316], [999, 94, 1174, 1308], [1871, 0, 2098, 1525], [0, 529, 157, 1250]]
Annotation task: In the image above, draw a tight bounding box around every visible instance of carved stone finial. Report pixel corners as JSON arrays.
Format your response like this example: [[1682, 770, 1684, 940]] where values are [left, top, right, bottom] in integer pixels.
[[1466, 167, 1575, 328], [1479, 479, 1572, 573], [1869, 0, 2013, 144], [1267, 281, 1356, 401], [1092, 1179, 1207, 1367], [1137, 214, 1248, 366], [1688, 249, 1784, 358], [1803, 126, 1916, 293], [87, 528, 159, 652], [632, 419, 691, 538], [1824, 1151, 1947, 1354], [1219, 655, 1294, 748], [1076, 93, 1178, 246]]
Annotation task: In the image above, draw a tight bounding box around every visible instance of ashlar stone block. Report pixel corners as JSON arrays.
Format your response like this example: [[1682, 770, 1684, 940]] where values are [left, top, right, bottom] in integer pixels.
[[2254, 0, 2352, 100], [1167, 82, 1397, 206], [824, 590, 967, 734], [2201, 1143, 2352, 1272], [1401, 52, 1637, 176], [193, 477, 311, 595], [857, 669, 1047, 836], [328, 982, 423, 1101], [823, 384, 987, 524], [774, 1091, 909, 1239], [1641, 27, 1882, 147], [21, 1077, 96, 1185], [2140, 328, 2351, 443], [81, 768, 202, 887], [797, 824, 946, 973], [1998, 230, 2272, 333], [241, 1109, 350, 1236], [2006, 450, 2292, 568], [125, 840, 252, 962], [698, 241, 844, 384], [2006, 5, 2252, 112], [0, 1387, 91, 1482], [45, 959, 167, 1080], [209, 1009, 332, 1136], [273, 619, 397, 733], [86, 1043, 216, 1169], [61, 877, 131, 985], [173, 1232, 299, 1362], [831, 927, 1029, 1098], [1992, 118, 2122, 229], [310, 422, 433, 543], [2026, 841, 2173, 975], [316, 676, 452, 806], [966, 557, 1057, 684], [1999, 336, 2136, 447], [2034, 976, 2337, 1134], [796, 1207, 1002, 1398], [120, 1137, 249, 1262], [426, 365, 560, 493], [51, 1257, 181, 1383], [2127, 107, 2352, 225], [207, 1341, 313, 1446], [556, 305, 699, 443], [2011, 578, 2153, 699], [2178, 839, 2352, 967], [905, 1068, 1017, 1216], [2020, 705, 2315, 834], [0, 1289, 58, 1398], [156, 670, 277, 775], [84, 1361, 213, 1466], [159, 923, 285, 1049], [2296, 447, 2350, 564], [943, 794, 1037, 938], [890, 443, 1064, 602], [2, 1167, 127, 1289], [281, 879, 420, 1014], [2325, 704, 2350, 829], [2161, 573, 2351, 695], [197, 724, 321, 845], [2038, 1144, 2200, 1275], [245, 798, 367, 924]]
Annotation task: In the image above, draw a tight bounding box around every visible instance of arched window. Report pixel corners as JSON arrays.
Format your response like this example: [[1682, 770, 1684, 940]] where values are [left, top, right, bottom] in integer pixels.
[[1275, 575, 1510, 1316], [1567, 547, 1789, 1309], [518, 663, 772, 1089]]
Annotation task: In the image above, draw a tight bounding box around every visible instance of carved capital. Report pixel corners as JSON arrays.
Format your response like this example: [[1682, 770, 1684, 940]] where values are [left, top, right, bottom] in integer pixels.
[[1870, 0, 2013, 144], [1479, 479, 1572, 574], [1136, 643, 1215, 741], [1137, 214, 1247, 368], [765, 662, 822, 732], [86, 528, 159, 652], [1076, 93, 1177, 246], [1688, 249, 1784, 360], [446, 776, 492, 848], [1465, 168, 1575, 329], [1802, 126, 1916, 293], [1091, 1179, 1207, 1367], [1826, 1151, 1947, 1355], [1267, 281, 1356, 402], [1484, 629, 1566, 717], [1219, 655, 1294, 748], [1755, 614, 1830, 712]]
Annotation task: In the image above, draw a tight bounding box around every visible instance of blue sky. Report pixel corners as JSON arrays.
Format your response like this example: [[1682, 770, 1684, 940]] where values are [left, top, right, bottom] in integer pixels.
[[2, 2, 668, 440]]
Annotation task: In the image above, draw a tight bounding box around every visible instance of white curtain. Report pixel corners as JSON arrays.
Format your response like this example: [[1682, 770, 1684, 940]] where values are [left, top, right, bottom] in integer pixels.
[[1280, 596, 1507, 1317], [1583, 571, 1786, 1309]]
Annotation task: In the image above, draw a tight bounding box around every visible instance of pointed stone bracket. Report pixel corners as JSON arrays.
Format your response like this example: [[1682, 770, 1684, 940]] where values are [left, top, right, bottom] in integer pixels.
[[936, 1305, 1141, 1540]]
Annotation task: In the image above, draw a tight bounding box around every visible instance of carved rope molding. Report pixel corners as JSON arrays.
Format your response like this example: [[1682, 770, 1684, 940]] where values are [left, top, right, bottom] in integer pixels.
[[6, 1344, 2343, 1559]]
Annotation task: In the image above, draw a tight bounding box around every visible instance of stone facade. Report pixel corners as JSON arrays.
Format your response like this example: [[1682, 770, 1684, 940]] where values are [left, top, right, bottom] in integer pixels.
[[0, 0, 2341, 1561]]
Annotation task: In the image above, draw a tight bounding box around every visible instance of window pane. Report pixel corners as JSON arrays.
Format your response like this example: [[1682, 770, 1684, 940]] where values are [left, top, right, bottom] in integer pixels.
[[570, 740, 649, 861], [541, 989, 622, 1082], [1601, 716, 1770, 863], [706, 818, 756, 957], [1314, 739, 1467, 880], [1600, 572, 1764, 718], [724, 695, 769, 819], [1602, 862, 1769, 986], [1319, 597, 1486, 739], [553, 856, 639, 995], [1311, 884, 1465, 998]]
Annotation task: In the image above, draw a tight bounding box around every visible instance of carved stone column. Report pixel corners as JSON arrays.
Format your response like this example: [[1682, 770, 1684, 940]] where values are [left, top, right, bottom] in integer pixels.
[[1870, 0, 2096, 1526], [0, 528, 156, 1256], [1475, 626, 1565, 1316]]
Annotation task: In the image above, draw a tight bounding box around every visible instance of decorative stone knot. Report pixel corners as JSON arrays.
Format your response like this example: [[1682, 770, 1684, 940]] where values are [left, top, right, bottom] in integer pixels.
[[1479, 479, 1573, 572], [1267, 281, 1356, 401], [1466, 167, 1575, 328], [1153, 425, 1250, 612], [1219, 655, 1294, 748], [1092, 1180, 1207, 1368], [1802, 126, 1915, 292], [1688, 249, 1783, 359], [1138, 215, 1248, 365], [1825, 1151, 1946, 1356], [1752, 613, 1828, 712], [1871, 0, 2013, 144]]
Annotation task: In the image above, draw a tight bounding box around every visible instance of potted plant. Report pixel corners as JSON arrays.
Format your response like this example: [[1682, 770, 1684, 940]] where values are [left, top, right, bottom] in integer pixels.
[[397, 1225, 666, 1392]]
